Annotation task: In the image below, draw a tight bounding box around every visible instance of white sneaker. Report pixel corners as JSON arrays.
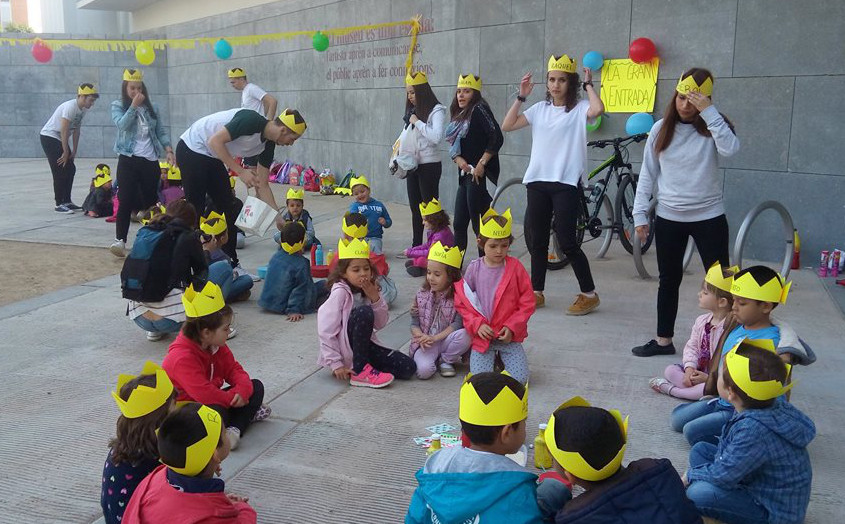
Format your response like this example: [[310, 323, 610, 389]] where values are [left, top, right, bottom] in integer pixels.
[[226, 426, 241, 450], [236, 232, 245, 249], [110, 239, 126, 258], [146, 331, 165, 342], [227, 326, 238, 340], [234, 263, 260, 282], [439, 362, 456, 377], [54, 204, 74, 214]]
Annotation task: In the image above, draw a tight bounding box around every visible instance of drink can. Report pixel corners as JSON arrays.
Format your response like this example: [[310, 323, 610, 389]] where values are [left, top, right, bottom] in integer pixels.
[[832, 250, 841, 277], [819, 250, 829, 277]]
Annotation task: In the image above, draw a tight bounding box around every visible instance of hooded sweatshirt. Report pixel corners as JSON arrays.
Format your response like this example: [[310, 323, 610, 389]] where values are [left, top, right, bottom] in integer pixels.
[[686, 401, 816, 524]]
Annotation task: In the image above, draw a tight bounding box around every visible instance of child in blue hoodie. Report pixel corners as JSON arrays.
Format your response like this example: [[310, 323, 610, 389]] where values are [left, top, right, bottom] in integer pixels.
[[259, 222, 327, 321], [685, 340, 815, 524], [406, 372, 569, 524], [348, 175, 391, 254]]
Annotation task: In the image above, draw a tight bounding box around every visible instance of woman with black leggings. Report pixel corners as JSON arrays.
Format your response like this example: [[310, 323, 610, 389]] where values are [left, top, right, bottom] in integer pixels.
[[631, 68, 739, 357], [501, 55, 604, 316]]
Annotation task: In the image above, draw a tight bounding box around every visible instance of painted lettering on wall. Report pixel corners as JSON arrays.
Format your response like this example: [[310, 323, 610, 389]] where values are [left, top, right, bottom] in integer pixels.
[[599, 58, 659, 113]]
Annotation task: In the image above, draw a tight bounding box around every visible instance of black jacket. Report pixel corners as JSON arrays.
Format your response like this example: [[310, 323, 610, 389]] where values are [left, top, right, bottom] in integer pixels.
[[457, 102, 504, 183]]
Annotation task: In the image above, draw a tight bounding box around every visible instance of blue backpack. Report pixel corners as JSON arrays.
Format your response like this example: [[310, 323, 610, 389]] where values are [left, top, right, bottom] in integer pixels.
[[120, 221, 183, 302]]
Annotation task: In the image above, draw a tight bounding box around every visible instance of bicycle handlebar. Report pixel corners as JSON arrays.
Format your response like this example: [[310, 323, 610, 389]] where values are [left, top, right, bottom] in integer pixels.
[[587, 133, 648, 149]]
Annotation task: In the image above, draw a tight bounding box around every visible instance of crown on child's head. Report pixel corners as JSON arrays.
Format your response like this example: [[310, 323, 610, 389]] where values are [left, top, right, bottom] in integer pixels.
[[94, 165, 112, 187], [78, 83, 98, 96], [459, 372, 528, 427], [162, 404, 223, 477], [286, 187, 305, 201], [199, 211, 227, 236], [337, 238, 370, 260], [277, 108, 307, 135], [167, 166, 181, 181], [342, 215, 368, 239], [548, 54, 577, 73], [428, 241, 463, 269], [479, 208, 512, 239], [405, 70, 429, 86], [419, 198, 442, 217], [705, 262, 738, 292], [123, 68, 143, 82], [140, 204, 166, 225], [676, 75, 713, 97], [545, 396, 628, 481], [182, 281, 225, 318], [457, 74, 482, 91], [731, 271, 790, 304], [111, 361, 173, 419], [96, 164, 111, 177], [159, 161, 170, 169], [280, 235, 305, 255], [227, 67, 246, 78], [724, 338, 792, 401], [349, 175, 369, 189]]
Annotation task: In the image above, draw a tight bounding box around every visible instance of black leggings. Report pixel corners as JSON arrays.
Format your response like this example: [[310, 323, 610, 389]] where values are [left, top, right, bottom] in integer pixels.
[[526, 182, 595, 293], [406, 162, 442, 246], [177, 140, 239, 266], [453, 174, 493, 255], [212, 378, 264, 434], [115, 155, 161, 242], [40, 135, 76, 206], [347, 306, 416, 379], [655, 214, 730, 337]]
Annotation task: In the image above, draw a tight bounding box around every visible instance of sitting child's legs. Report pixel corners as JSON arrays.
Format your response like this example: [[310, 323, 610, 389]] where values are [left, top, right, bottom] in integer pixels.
[[413, 348, 439, 380], [470, 348, 496, 375], [671, 399, 718, 432], [440, 329, 472, 365], [663, 364, 706, 400], [366, 237, 383, 254], [368, 344, 416, 379], [133, 315, 182, 334], [496, 341, 530, 384], [347, 306, 376, 374], [222, 378, 265, 435], [208, 260, 234, 298], [228, 273, 254, 300], [686, 448, 769, 524]]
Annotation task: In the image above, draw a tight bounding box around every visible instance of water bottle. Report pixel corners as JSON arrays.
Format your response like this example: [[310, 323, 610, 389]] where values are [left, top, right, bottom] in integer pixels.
[[315, 244, 324, 265], [589, 180, 606, 203], [534, 423, 553, 469]]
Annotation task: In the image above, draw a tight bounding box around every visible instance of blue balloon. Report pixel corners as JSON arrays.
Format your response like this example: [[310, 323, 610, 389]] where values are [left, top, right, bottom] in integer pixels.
[[214, 39, 233, 60], [626, 113, 654, 135], [582, 51, 604, 71]]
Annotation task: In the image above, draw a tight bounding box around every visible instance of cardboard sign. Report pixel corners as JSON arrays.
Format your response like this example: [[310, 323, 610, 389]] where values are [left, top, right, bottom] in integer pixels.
[[600, 58, 660, 113]]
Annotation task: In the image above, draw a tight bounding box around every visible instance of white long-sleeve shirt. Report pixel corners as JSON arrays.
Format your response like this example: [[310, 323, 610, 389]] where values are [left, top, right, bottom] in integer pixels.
[[633, 105, 739, 227], [410, 104, 446, 164]]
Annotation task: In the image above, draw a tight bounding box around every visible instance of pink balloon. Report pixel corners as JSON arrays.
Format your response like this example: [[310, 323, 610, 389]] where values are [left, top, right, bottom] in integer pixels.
[[629, 37, 657, 63], [32, 41, 53, 63]]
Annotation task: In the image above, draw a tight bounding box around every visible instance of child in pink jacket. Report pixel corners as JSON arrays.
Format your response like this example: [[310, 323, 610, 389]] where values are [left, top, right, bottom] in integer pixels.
[[317, 238, 416, 388], [404, 200, 455, 277]]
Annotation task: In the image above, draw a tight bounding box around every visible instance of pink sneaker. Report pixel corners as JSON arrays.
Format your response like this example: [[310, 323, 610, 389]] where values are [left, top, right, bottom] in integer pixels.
[[349, 364, 394, 388]]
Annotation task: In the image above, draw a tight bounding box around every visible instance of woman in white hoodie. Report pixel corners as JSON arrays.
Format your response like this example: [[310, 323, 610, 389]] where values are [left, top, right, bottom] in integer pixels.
[[631, 68, 739, 357], [403, 71, 447, 248]]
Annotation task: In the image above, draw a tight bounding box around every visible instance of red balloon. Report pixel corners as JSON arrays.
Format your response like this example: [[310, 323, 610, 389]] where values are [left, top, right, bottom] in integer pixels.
[[629, 37, 657, 63], [32, 41, 53, 63]]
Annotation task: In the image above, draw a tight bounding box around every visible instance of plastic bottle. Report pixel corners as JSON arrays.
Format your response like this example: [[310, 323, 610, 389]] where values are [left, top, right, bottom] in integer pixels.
[[790, 229, 801, 270], [427, 434, 442, 456], [589, 180, 606, 203], [315, 244, 324, 266], [534, 423, 552, 469], [326, 249, 335, 266]]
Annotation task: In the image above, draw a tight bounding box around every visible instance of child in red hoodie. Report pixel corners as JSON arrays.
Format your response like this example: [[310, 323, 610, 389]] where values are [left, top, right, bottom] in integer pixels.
[[163, 281, 268, 450], [454, 208, 535, 384]]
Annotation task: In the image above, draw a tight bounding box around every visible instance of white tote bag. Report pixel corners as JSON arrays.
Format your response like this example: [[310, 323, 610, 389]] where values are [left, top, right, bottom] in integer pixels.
[[234, 191, 277, 237], [388, 125, 419, 179]]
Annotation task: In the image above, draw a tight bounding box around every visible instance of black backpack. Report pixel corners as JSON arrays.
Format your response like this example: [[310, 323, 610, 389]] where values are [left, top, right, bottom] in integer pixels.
[[120, 221, 184, 302]]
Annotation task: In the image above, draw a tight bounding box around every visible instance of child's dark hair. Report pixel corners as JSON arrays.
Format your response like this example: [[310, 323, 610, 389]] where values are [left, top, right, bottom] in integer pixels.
[[344, 211, 368, 230], [422, 262, 463, 299], [423, 210, 451, 232], [203, 217, 228, 243], [158, 403, 225, 474], [326, 257, 379, 290], [733, 265, 783, 309], [477, 215, 513, 247], [460, 373, 526, 446], [96, 163, 110, 173], [704, 266, 736, 307], [165, 199, 198, 228], [551, 406, 625, 478], [722, 342, 788, 410], [281, 221, 305, 246], [108, 374, 175, 465], [181, 304, 234, 344]]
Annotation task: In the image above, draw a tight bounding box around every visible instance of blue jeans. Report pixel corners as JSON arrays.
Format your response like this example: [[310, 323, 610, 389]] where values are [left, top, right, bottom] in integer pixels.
[[133, 315, 182, 334], [686, 442, 768, 524], [208, 260, 253, 302], [364, 236, 383, 254], [671, 398, 734, 445]]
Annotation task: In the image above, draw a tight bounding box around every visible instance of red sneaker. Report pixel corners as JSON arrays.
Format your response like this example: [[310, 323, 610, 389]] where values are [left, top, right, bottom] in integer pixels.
[[349, 364, 394, 388]]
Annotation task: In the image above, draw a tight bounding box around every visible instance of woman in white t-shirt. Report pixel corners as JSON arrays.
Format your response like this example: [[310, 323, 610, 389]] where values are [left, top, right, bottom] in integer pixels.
[[109, 69, 174, 257], [501, 55, 604, 316]]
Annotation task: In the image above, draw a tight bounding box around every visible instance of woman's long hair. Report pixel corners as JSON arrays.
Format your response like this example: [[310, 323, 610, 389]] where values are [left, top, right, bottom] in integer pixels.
[[653, 68, 734, 154], [449, 88, 487, 121], [406, 82, 441, 123], [121, 80, 157, 119], [544, 71, 580, 111]]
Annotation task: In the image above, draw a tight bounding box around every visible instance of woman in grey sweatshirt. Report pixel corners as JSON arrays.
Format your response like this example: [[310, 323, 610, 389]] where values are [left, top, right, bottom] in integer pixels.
[[631, 68, 739, 358]]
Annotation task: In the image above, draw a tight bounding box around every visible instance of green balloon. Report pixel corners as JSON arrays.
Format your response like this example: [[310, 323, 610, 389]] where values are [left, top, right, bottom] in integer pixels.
[[312, 32, 329, 52], [586, 115, 602, 132]]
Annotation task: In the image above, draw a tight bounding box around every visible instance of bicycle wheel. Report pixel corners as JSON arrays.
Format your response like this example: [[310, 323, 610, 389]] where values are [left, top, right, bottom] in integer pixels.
[[616, 174, 655, 255], [577, 189, 614, 260]]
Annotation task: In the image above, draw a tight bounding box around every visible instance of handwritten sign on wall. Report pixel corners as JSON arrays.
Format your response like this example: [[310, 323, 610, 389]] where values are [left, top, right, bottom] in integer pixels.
[[599, 58, 659, 113]]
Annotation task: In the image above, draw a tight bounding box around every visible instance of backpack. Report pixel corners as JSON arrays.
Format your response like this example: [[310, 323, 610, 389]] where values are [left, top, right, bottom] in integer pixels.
[[288, 164, 303, 186], [303, 166, 319, 192], [333, 169, 355, 196], [120, 221, 184, 302], [268, 161, 284, 183]]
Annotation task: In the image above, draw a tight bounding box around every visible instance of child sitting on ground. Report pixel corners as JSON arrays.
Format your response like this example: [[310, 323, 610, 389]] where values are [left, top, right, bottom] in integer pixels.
[[328, 212, 397, 306], [454, 208, 535, 385], [317, 238, 416, 388], [102, 362, 176, 524], [259, 221, 327, 321], [685, 340, 815, 524], [122, 403, 257, 523], [83, 164, 114, 218], [159, 164, 184, 205], [162, 282, 269, 450], [545, 397, 702, 523], [409, 242, 471, 379], [272, 187, 319, 249], [650, 263, 735, 400], [404, 199, 455, 277], [200, 211, 253, 303], [407, 372, 569, 523], [348, 175, 391, 254]]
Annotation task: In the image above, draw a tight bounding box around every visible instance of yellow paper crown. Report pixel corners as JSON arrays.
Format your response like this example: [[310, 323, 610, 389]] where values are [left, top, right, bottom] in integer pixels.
[[159, 161, 170, 169], [704, 262, 739, 292], [95, 164, 111, 177], [167, 166, 181, 181], [287, 187, 305, 200], [342, 215, 368, 239], [199, 211, 227, 236], [278, 108, 307, 135], [78, 84, 98, 96], [731, 271, 791, 304], [281, 239, 305, 255], [182, 281, 226, 318], [405, 71, 429, 86], [725, 338, 793, 401], [676, 75, 713, 97], [548, 54, 577, 73], [419, 198, 442, 216], [227, 67, 246, 78], [123, 68, 143, 82], [545, 397, 628, 482], [94, 172, 112, 188], [338, 238, 370, 260], [349, 175, 369, 189], [479, 208, 512, 239], [164, 404, 223, 476], [427, 241, 464, 269], [457, 74, 482, 91], [111, 361, 174, 419], [140, 204, 166, 225], [459, 373, 528, 426]]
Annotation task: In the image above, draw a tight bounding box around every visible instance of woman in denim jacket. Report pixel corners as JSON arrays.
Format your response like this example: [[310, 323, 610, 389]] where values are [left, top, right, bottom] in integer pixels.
[[109, 68, 174, 257]]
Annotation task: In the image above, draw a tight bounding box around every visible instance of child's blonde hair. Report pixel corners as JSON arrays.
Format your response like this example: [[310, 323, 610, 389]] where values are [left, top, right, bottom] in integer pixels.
[[704, 266, 735, 308]]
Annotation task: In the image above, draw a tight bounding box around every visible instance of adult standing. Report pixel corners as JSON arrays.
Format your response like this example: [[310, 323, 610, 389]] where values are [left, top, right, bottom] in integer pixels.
[[631, 68, 739, 357], [176, 107, 306, 271], [445, 74, 503, 254], [228, 67, 278, 168], [39, 83, 99, 213], [402, 71, 446, 248], [501, 55, 604, 316], [109, 69, 175, 257]]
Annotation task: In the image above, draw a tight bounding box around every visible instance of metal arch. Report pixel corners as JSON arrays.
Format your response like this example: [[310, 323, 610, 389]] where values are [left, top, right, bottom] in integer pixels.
[[733, 201, 794, 280], [491, 177, 523, 206], [633, 199, 694, 279]]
